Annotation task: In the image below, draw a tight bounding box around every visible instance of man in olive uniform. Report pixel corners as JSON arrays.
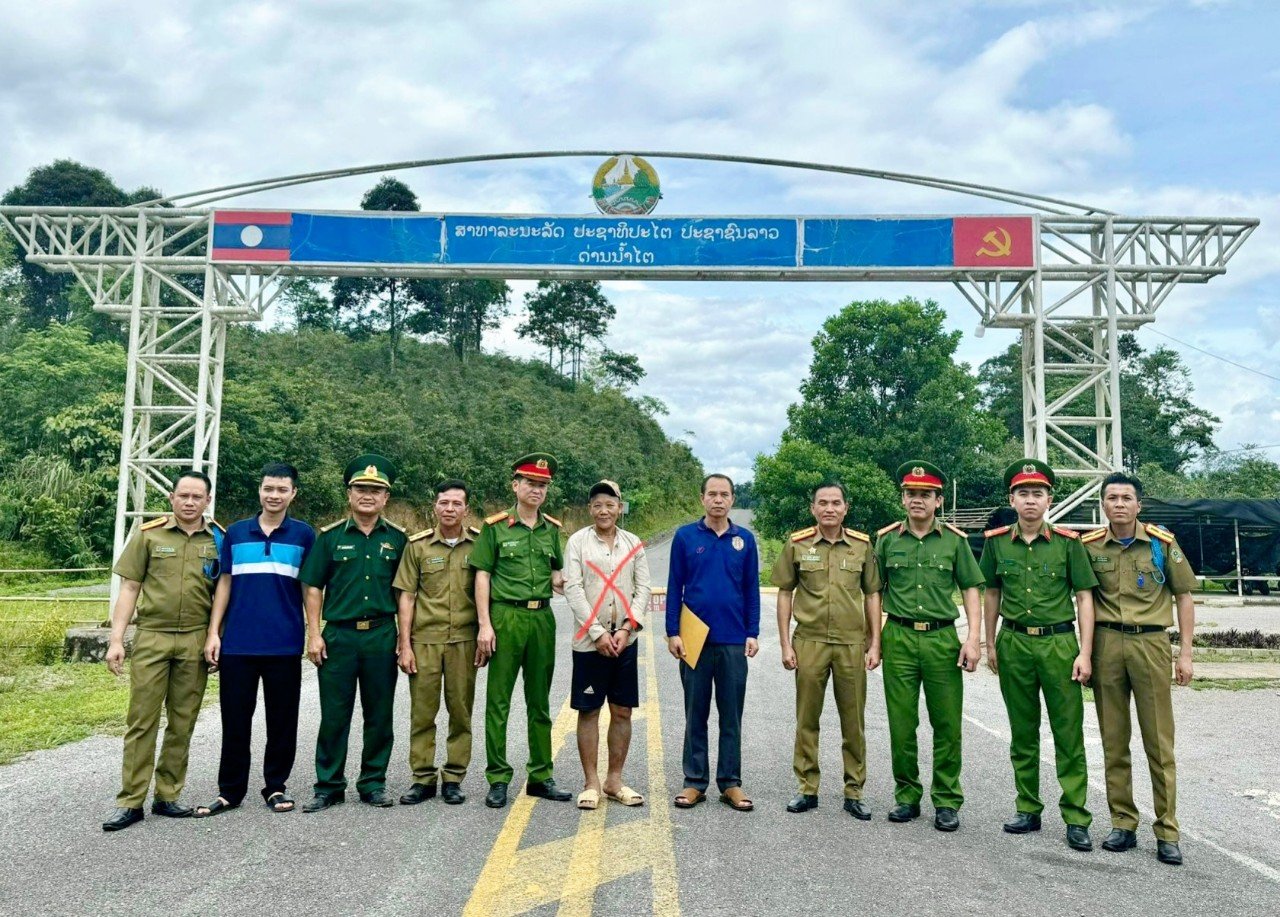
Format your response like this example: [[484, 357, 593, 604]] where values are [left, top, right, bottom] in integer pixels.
[[981, 458, 1098, 852], [102, 470, 222, 832], [1082, 472, 1197, 866], [299, 454, 407, 812], [395, 479, 480, 806], [470, 452, 571, 808], [876, 461, 985, 832], [772, 481, 882, 819]]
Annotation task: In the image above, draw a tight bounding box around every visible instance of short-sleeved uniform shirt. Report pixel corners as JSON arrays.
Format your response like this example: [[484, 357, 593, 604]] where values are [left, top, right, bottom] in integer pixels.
[[979, 524, 1098, 625], [392, 526, 479, 644], [112, 516, 220, 632], [219, 514, 316, 655], [771, 527, 882, 644], [299, 516, 407, 621], [1082, 523, 1197, 627], [876, 519, 986, 621], [468, 508, 564, 604]]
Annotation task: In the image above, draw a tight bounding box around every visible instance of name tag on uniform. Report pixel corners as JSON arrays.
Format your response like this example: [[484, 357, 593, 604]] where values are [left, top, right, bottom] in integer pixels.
[[799, 553, 821, 562], [502, 541, 519, 549], [336, 545, 354, 551], [151, 546, 176, 556], [1089, 555, 1115, 571], [425, 556, 446, 566]]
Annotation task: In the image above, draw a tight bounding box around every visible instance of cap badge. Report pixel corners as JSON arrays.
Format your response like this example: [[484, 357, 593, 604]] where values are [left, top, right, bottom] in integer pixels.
[[365, 465, 378, 477], [536, 458, 548, 470], [912, 466, 925, 477], [1022, 463, 1037, 473]]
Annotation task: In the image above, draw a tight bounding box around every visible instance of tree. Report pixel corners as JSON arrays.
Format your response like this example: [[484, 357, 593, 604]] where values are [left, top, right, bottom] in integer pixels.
[[409, 278, 510, 361], [587, 348, 645, 390], [518, 280, 616, 382], [1139, 449, 1280, 500]]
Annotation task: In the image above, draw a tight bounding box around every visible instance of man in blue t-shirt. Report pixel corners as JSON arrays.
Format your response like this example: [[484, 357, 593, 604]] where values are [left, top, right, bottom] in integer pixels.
[[194, 462, 316, 817], [666, 473, 760, 812]]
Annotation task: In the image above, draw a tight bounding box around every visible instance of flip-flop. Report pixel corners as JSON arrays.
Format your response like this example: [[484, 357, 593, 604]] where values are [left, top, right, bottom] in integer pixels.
[[673, 788, 704, 809], [605, 786, 645, 807], [719, 787, 754, 811], [577, 789, 600, 810], [193, 797, 240, 818], [266, 792, 295, 813]]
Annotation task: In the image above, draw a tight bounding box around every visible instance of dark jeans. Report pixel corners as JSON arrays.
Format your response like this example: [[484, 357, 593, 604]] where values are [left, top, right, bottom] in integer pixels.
[[217, 654, 301, 804], [680, 644, 748, 793]]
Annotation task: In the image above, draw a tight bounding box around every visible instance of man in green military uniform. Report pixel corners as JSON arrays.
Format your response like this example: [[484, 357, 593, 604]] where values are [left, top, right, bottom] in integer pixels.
[[470, 452, 571, 808], [981, 458, 1098, 852], [102, 470, 221, 832], [772, 481, 882, 819], [1082, 472, 1197, 866], [299, 455, 407, 812], [395, 479, 480, 806], [876, 461, 985, 832]]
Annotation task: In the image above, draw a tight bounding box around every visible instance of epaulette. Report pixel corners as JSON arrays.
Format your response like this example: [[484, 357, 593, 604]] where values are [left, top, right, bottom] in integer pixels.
[[876, 521, 901, 537], [320, 518, 346, 533], [944, 523, 967, 538], [383, 519, 406, 533], [468, 525, 481, 536], [984, 525, 1011, 538], [1052, 526, 1079, 540], [543, 513, 563, 528], [1080, 527, 1107, 544], [790, 526, 816, 542], [408, 528, 434, 543], [484, 511, 509, 525], [845, 528, 871, 543], [1144, 523, 1174, 544], [210, 519, 225, 533], [140, 516, 169, 531]]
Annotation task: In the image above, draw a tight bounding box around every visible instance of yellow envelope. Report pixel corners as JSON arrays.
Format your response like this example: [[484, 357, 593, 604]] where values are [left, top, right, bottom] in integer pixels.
[[679, 604, 710, 670]]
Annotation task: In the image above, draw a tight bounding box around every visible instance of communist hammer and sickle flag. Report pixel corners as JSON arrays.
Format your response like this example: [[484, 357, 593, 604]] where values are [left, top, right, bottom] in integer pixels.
[[952, 217, 1035, 268], [976, 227, 1013, 258]]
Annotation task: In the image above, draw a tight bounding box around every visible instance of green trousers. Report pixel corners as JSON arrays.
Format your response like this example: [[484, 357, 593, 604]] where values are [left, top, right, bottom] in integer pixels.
[[996, 627, 1091, 826], [118, 629, 208, 807], [314, 620, 398, 795], [882, 621, 964, 809], [792, 637, 866, 797], [1092, 627, 1179, 841], [485, 603, 556, 785], [409, 640, 478, 784]]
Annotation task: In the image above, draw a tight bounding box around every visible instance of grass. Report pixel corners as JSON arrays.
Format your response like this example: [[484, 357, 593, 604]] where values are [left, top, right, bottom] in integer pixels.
[[1172, 629, 1280, 650], [0, 662, 132, 764], [0, 598, 109, 664], [1188, 678, 1280, 692], [1192, 648, 1280, 664]]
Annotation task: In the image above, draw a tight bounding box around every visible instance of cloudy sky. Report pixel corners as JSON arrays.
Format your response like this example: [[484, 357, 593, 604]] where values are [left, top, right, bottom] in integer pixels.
[[2, 0, 1278, 482]]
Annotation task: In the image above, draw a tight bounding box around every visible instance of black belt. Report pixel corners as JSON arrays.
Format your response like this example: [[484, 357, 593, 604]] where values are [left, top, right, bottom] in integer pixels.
[[1097, 621, 1167, 635], [498, 598, 551, 610], [1001, 619, 1075, 636], [887, 616, 955, 633], [325, 615, 395, 631]]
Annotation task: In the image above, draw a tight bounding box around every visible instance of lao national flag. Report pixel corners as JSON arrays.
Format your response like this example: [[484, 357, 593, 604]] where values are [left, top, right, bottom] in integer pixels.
[[952, 216, 1036, 268], [211, 211, 292, 262]]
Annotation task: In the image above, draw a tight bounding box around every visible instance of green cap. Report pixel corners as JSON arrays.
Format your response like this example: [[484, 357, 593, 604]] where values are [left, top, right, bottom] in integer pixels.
[[512, 452, 558, 481], [345, 453, 396, 489], [1003, 458, 1055, 491], [895, 460, 946, 490]]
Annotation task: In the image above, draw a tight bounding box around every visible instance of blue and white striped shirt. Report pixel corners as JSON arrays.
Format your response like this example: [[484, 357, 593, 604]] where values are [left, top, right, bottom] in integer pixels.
[[219, 514, 316, 655]]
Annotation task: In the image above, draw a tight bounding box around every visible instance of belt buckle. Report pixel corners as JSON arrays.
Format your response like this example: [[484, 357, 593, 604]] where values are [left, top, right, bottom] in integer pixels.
[[356, 620, 371, 631], [1121, 624, 1140, 635], [1027, 625, 1045, 636], [913, 621, 929, 632], [526, 600, 540, 610]]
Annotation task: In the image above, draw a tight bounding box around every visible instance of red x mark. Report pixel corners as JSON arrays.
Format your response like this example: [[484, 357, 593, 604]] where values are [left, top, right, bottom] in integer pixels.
[[574, 541, 645, 641]]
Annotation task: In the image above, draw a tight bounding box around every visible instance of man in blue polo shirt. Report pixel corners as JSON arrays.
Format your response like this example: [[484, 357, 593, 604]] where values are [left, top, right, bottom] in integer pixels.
[[195, 463, 315, 817], [667, 473, 760, 812]]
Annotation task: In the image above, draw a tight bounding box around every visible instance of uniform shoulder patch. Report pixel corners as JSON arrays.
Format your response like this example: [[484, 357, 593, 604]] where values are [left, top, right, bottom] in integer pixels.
[[484, 511, 509, 525], [320, 518, 346, 533], [543, 513, 563, 528], [944, 523, 968, 538], [790, 526, 816, 542], [210, 519, 226, 533], [1145, 523, 1174, 544], [468, 525, 481, 536], [876, 521, 901, 537], [984, 525, 1011, 538], [1051, 526, 1079, 540], [140, 516, 169, 531], [1080, 527, 1107, 544], [383, 519, 406, 533], [408, 528, 434, 543], [845, 528, 871, 543]]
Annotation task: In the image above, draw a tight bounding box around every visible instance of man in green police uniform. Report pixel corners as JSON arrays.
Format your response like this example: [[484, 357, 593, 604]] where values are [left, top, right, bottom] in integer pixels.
[[299, 455, 407, 812], [102, 470, 221, 832], [772, 481, 882, 819], [981, 458, 1098, 852], [875, 461, 985, 832], [395, 479, 480, 806], [1082, 472, 1197, 866], [470, 452, 571, 808]]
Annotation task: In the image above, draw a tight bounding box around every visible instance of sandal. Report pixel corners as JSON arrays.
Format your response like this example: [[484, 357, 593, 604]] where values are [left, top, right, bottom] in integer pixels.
[[605, 785, 645, 807], [719, 787, 754, 811], [266, 792, 295, 813], [193, 797, 240, 818], [577, 789, 600, 810], [673, 788, 704, 809]]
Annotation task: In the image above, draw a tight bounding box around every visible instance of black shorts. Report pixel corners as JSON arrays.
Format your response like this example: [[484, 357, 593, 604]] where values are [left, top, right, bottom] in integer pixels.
[[571, 641, 640, 711]]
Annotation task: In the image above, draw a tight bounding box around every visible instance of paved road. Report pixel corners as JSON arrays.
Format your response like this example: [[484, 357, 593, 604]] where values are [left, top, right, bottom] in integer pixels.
[[2, 511, 1279, 916]]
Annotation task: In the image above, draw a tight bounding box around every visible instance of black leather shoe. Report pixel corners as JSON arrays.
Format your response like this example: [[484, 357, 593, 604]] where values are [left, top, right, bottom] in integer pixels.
[[1066, 825, 1093, 851], [485, 782, 509, 808], [886, 802, 920, 823], [844, 798, 872, 820], [1102, 828, 1137, 852], [151, 799, 193, 818], [399, 782, 437, 805], [359, 789, 394, 808], [441, 782, 465, 805], [786, 794, 818, 813], [526, 778, 572, 801], [1157, 840, 1183, 865], [102, 807, 144, 832], [301, 792, 345, 813], [934, 807, 960, 832], [1002, 812, 1042, 834]]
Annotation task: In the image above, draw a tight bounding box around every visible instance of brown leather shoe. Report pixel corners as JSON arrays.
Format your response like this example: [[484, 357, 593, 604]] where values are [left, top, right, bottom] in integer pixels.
[[673, 787, 705, 808]]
